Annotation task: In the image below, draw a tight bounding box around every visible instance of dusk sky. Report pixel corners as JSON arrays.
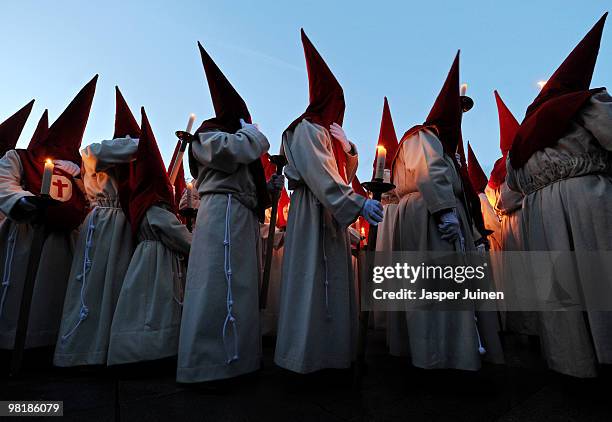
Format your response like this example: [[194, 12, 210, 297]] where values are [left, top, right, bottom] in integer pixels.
[[1, 1, 609, 181]]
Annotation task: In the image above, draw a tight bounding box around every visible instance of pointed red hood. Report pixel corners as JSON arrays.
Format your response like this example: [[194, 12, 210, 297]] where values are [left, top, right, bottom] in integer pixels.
[[28, 109, 49, 148], [190, 42, 270, 222], [467, 143, 488, 193], [128, 108, 176, 235], [27, 75, 98, 162], [489, 91, 519, 189], [287, 29, 347, 181], [114, 86, 141, 139], [195, 41, 252, 134], [0, 100, 34, 156], [373, 97, 399, 177], [511, 13, 607, 167], [425, 51, 462, 156]]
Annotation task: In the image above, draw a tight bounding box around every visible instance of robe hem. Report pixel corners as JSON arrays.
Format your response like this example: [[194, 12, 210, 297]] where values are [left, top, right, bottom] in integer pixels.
[[176, 354, 261, 383]]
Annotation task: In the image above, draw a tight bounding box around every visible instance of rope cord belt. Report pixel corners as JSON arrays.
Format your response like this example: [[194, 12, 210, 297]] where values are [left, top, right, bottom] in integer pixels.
[[222, 194, 239, 364], [0, 224, 19, 318]]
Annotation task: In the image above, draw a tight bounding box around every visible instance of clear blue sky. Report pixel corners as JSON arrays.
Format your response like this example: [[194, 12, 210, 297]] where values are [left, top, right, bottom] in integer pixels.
[[1, 1, 609, 181]]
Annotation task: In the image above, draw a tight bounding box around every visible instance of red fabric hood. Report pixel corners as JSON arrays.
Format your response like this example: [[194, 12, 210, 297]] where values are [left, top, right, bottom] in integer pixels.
[[372, 97, 399, 178], [0, 100, 34, 156], [287, 29, 348, 181], [510, 13, 607, 168], [467, 142, 488, 193], [489, 91, 519, 189], [128, 107, 176, 235]]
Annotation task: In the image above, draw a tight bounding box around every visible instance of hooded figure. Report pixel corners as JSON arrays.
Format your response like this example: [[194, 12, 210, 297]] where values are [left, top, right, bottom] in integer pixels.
[[390, 52, 503, 370], [259, 153, 290, 336], [506, 13, 612, 378], [54, 85, 140, 366], [274, 30, 382, 374], [107, 108, 191, 365], [177, 42, 274, 383], [0, 84, 92, 350], [0, 100, 35, 228], [487, 91, 537, 337]]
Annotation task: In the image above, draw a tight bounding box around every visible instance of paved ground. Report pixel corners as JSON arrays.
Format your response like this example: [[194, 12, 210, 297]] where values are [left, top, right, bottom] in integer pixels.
[[1, 332, 610, 421]]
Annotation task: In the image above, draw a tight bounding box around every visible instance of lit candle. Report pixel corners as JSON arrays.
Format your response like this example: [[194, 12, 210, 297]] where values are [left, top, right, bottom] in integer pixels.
[[460, 83, 468, 96], [537, 80, 547, 90], [374, 145, 386, 180], [186, 181, 193, 209], [40, 159, 54, 195], [186, 113, 196, 133], [383, 169, 391, 184]]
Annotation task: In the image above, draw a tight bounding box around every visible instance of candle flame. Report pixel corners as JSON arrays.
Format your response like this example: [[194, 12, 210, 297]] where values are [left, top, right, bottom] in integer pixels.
[[45, 158, 53, 165], [361, 227, 365, 236], [377, 145, 386, 153], [537, 80, 547, 90], [190, 113, 196, 119], [460, 83, 468, 96], [187, 182, 193, 189]]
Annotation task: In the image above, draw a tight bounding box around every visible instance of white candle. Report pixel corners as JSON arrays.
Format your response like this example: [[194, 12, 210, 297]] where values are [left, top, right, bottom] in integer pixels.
[[186, 113, 196, 133], [40, 159, 54, 195], [460, 83, 468, 96], [383, 169, 391, 183], [187, 181, 193, 209], [374, 145, 386, 180]]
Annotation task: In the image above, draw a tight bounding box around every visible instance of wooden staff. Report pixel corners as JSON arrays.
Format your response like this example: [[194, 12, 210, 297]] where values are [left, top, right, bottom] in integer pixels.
[[259, 155, 287, 310]]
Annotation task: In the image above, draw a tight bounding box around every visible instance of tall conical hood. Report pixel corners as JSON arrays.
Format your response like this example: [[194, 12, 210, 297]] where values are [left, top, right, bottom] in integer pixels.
[[511, 13, 607, 167], [29, 75, 98, 162], [288, 29, 347, 180], [129, 108, 175, 235], [488, 91, 519, 190], [425, 51, 462, 155], [28, 109, 49, 148], [528, 13, 607, 115], [0, 99, 34, 156], [373, 97, 399, 175], [494, 91, 519, 154], [114, 86, 141, 139], [467, 143, 488, 193], [195, 41, 251, 134]]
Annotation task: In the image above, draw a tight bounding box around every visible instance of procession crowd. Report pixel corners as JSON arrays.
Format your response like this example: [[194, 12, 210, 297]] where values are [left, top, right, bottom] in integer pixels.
[[0, 13, 610, 384]]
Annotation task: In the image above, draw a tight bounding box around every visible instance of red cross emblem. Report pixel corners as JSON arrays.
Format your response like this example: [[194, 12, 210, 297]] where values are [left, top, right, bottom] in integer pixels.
[[50, 175, 73, 202]]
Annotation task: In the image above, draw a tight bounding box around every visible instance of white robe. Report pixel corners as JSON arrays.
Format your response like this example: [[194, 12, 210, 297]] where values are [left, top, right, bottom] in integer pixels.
[[275, 120, 365, 373], [392, 128, 503, 370], [54, 138, 138, 366], [507, 90, 612, 377], [107, 205, 191, 365], [177, 127, 269, 382], [0, 150, 76, 349]]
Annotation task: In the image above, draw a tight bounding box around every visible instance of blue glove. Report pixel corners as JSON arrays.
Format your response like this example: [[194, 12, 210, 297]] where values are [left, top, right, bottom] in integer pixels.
[[437, 210, 461, 242], [361, 199, 383, 226]]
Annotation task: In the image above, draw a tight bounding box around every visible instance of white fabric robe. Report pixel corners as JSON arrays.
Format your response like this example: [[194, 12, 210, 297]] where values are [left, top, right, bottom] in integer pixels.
[[54, 138, 138, 366], [107, 205, 191, 365], [177, 126, 269, 383], [507, 90, 612, 377], [274, 120, 365, 373], [392, 128, 503, 370], [0, 150, 76, 349]]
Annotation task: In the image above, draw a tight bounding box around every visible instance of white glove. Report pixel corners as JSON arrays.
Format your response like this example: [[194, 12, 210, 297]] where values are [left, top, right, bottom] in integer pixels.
[[476, 242, 487, 256], [329, 123, 352, 153], [360, 199, 384, 226], [437, 210, 461, 242], [240, 118, 260, 132], [55, 160, 80, 177]]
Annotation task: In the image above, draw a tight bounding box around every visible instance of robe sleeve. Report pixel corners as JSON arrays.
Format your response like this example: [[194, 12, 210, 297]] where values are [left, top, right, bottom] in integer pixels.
[[401, 129, 456, 214], [579, 89, 612, 151], [146, 206, 192, 256], [284, 121, 366, 227], [345, 142, 359, 183], [81, 137, 139, 173], [0, 150, 34, 216], [191, 127, 270, 174]]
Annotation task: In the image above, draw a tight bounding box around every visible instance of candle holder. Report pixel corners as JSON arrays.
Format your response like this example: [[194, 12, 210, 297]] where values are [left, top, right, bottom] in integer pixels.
[[175, 130, 194, 142], [179, 208, 198, 232], [461, 95, 474, 113]]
